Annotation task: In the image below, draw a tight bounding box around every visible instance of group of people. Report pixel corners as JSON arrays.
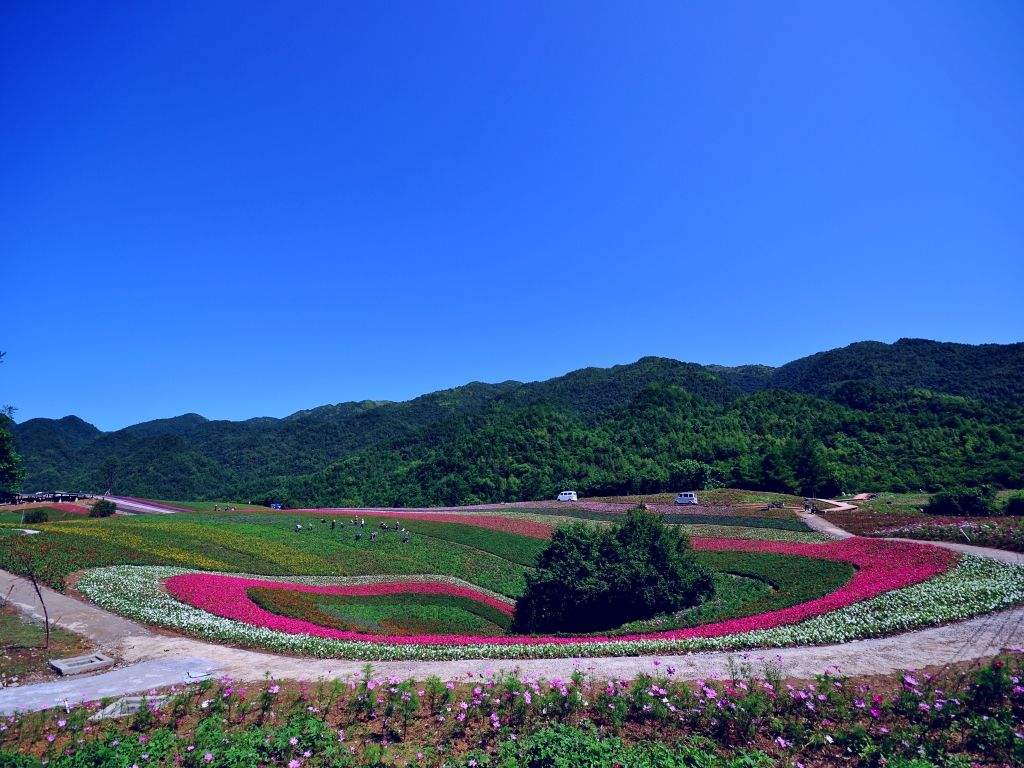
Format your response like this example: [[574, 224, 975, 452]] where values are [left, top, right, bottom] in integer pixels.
[[293, 515, 412, 542]]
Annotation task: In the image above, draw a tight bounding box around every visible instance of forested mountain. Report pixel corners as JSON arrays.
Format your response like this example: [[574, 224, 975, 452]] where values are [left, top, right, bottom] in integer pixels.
[[13, 339, 1024, 505], [767, 338, 1024, 401]]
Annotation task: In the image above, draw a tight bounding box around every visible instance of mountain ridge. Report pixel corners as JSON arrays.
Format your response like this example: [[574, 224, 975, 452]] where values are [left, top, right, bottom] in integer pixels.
[[13, 338, 1024, 502]]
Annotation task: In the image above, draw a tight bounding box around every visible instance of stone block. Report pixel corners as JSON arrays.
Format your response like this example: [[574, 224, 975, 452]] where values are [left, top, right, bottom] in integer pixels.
[[48, 653, 115, 676]]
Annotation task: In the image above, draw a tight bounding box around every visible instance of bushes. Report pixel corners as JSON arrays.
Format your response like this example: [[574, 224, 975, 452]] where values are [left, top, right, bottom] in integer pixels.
[[923, 488, 996, 517], [6, 656, 1024, 767], [20, 508, 48, 524], [89, 499, 117, 518], [923, 488, 1024, 518], [492, 724, 774, 768], [512, 508, 713, 633], [1003, 495, 1024, 517], [0, 750, 41, 768]]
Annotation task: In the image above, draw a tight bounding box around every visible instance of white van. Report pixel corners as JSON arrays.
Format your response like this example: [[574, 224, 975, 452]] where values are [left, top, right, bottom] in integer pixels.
[[674, 491, 698, 505], [556, 490, 578, 502]]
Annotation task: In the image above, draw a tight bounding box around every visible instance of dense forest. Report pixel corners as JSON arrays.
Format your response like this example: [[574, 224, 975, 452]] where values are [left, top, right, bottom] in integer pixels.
[[12, 339, 1024, 506]]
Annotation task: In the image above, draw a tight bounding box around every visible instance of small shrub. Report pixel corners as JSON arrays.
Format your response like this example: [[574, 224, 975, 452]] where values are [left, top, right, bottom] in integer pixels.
[[1002, 495, 1024, 517], [0, 749, 43, 768], [923, 488, 995, 517], [21, 508, 48, 524], [89, 499, 117, 518]]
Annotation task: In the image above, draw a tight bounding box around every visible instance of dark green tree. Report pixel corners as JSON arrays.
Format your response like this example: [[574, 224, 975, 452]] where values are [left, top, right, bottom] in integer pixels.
[[513, 507, 713, 633], [96, 457, 120, 493], [924, 487, 995, 517], [790, 437, 842, 497], [758, 445, 797, 493], [0, 352, 25, 499], [89, 499, 117, 518]]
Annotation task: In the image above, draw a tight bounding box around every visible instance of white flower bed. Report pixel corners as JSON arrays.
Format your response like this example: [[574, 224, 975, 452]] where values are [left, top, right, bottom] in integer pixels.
[[76, 557, 1024, 661]]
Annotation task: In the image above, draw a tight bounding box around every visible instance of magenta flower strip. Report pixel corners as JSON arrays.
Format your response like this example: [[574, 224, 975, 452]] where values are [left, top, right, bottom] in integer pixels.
[[164, 537, 957, 647]]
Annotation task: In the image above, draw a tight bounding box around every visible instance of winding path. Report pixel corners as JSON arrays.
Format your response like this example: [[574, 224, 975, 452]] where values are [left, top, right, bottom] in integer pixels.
[[803, 500, 1024, 565], [2, 500, 1023, 714]]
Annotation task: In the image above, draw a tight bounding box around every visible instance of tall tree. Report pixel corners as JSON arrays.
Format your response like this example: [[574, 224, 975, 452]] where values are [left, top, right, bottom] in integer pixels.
[[0, 352, 25, 498], [512, 507, 713, 633]]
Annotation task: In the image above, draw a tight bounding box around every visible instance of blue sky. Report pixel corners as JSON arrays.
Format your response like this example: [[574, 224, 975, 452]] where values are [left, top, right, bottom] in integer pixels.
[[4, 2, 1022, 431]]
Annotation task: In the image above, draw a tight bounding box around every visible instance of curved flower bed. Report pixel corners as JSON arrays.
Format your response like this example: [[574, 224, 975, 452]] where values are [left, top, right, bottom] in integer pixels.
[[75, 555, 1024, 660], [161, 537, 955, 646], [167, 576, 515, 639]]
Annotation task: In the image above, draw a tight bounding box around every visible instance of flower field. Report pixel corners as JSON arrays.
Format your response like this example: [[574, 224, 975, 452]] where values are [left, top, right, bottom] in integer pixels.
[[74, 553, 1024, 660], [0, 513, 547, 594], [6, 503, 1024, 661], [165, 574, 516, 642], [5, 655, 1023, 767], [112, 537, 954, 648]]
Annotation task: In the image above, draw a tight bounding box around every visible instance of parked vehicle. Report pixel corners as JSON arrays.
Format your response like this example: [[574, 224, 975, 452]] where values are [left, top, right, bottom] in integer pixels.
[[556, 490, 578, 502], [674, 491, 699, 505]]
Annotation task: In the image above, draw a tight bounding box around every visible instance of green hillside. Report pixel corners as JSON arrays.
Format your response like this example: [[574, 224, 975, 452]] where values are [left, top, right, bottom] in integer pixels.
[[12, 339, 1024, 504]]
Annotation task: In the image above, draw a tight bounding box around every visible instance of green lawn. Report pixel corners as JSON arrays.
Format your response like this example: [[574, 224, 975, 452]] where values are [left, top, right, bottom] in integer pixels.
[[153, 499, 270, 513], [610, 551, 853, 635], [250, 590, 512, 636]]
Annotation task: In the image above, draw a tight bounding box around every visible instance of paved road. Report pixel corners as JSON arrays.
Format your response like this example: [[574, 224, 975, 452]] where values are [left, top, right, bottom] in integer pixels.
[[0, 658, 216, 715], [100, 496, 189, 515], [0, 569, 152, 646], [798, 508, 855, 539]]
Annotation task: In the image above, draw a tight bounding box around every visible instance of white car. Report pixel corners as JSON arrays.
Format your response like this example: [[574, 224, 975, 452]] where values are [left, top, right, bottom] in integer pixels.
[[556, 490, 578, 502], [674, 491, 698, 505]]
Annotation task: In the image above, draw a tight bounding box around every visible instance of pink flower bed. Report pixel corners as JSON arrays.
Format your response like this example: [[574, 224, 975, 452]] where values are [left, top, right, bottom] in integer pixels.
[[163, 536, 957, 646]]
